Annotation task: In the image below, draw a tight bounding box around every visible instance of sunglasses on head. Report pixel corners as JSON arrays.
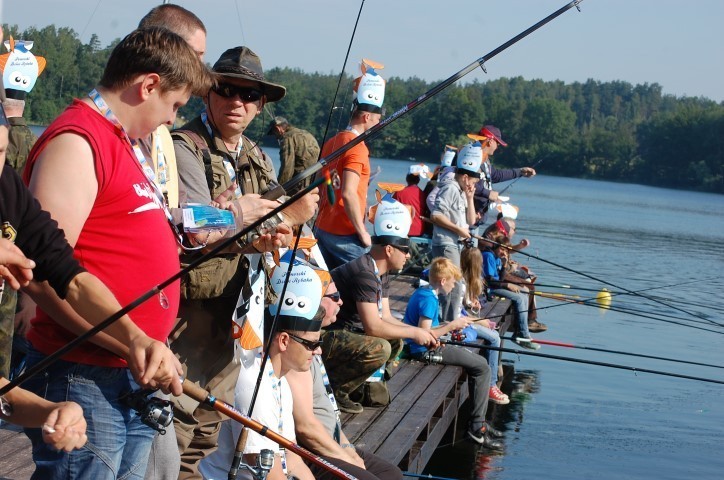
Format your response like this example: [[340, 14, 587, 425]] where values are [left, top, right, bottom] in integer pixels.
[[285, 332, 322, 351], [212, 83, 264, 102], [324, 291, 341, 302]]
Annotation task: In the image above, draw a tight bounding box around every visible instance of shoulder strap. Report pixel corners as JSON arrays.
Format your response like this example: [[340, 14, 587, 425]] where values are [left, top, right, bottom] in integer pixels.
[[173, 129, 215, 194]]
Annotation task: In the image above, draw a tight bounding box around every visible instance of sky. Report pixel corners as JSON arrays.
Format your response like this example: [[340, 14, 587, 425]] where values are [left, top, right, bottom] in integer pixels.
[[1, 0, 723, 103]]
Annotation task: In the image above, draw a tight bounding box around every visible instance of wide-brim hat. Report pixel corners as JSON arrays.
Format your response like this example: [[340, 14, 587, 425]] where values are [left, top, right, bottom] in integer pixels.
[[467, 125, 508, 146], [213, 46, 286, 102]]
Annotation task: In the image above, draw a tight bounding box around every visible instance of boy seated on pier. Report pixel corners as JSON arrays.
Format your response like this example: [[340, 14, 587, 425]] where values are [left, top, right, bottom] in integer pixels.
[[483, 238, 541, 350], [402, 257, 504, 449]]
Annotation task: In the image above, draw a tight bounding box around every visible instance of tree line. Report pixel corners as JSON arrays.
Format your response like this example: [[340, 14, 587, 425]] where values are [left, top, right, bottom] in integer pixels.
[[4, 24, 723, 193]]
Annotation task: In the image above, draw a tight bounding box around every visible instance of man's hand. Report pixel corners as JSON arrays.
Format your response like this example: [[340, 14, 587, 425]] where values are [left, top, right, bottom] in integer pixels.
[[507, 283, 521, 293], [0, 238, 35, 290], [520, 167, 536, 177], [458, 227, 471, 239], [127, 336, 183, 396], [42, 401, 88, 452], [488, 190, 499, 202], [345, 447, 367, 470], [253, 223, 293, 252], [358, 231, 372, 247], [232, 194, 280, 226], [281, 188, 320, 226]]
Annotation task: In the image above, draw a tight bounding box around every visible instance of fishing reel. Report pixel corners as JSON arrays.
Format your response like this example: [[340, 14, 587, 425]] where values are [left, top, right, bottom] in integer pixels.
[[120, 389, 174, 434], [422, 349, 443, 365], [239, 449, 274, 480], [450, 330, 466, 343]]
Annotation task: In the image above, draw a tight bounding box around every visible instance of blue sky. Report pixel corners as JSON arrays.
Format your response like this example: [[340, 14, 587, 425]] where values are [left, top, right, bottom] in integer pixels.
[[2, 0, 723, 102]]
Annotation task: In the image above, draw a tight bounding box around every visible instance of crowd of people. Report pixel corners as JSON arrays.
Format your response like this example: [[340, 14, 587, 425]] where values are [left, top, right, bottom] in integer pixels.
[[0, 3, 546, 479]]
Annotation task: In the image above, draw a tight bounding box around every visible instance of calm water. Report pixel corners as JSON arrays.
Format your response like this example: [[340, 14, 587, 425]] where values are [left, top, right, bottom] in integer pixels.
[[30, 129, 724, 479], [360, 155, 724, 480]]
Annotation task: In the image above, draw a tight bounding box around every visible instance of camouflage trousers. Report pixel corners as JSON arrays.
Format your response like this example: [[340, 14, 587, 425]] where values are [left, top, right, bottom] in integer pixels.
[[320, 329, 403, 401], [0, 289, 18, 378]]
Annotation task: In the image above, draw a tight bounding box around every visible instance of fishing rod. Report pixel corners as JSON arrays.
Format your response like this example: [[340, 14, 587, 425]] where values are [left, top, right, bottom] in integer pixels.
[[498, 154, 548, 195], [0, 177, 324, 398], [182, 380, 358, 480], [500, 336, 724, 370], [482, 237, 723, 329], [403, 472, 460, 480], [232, 3, 368, 477], [318, 0, 366, 149], [439, 340, 724, 385], [228, 228, 306, 480], [271, 0, 586, 198], [535, 279, 724, 315], [531, 289, 724, 332]]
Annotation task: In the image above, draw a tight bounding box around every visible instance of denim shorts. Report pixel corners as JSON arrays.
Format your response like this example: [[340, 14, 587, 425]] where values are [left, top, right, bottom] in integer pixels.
[[23, 346, 156, 480]]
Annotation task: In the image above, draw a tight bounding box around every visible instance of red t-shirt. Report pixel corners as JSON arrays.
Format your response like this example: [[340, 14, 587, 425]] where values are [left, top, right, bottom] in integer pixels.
[[316, 131, 370, 236], [394, 184, 426, 237], [24, 100, 181, 368]]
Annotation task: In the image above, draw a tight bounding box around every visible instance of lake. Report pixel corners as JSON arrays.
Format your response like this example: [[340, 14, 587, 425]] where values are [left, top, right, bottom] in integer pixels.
[[28, 128, 724, 479]]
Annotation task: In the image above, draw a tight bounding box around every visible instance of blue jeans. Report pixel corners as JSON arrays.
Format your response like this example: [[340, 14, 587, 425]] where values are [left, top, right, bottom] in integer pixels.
[[469, 325, 501, 384], [23, 347, 156, 480], [491, 289, 531, 339], [431, 243, 462, 322], [314, 228, 369, 270]]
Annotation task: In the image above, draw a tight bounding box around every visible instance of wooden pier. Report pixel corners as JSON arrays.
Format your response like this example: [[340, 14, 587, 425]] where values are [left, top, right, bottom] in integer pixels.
[[0, 274, 514, 478]]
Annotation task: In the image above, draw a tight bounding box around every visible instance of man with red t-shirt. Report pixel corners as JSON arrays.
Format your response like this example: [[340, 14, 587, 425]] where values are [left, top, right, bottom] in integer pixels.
[[21, 28, 212, 479], [314, 60, 386, 269]]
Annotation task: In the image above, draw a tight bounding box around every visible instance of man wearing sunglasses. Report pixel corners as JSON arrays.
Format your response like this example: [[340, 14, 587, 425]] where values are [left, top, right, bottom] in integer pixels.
[[168, 46, 321, 477], [200, 255, 327, 480], [321, 196, 438, 414]]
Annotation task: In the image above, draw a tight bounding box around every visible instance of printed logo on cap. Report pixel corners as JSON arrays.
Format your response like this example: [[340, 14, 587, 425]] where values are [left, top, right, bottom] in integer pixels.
[[456, 141, 483, 177], [353, 58, 385, 112], [371, 193, 412, 240], [268, 252, 324, 321], [0, 37, 47, 99]]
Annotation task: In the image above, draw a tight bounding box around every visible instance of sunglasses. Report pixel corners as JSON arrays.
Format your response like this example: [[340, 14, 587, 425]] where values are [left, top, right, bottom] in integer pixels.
[[391, 244, 410, 255], [285, 332, 323, 352], [212, 84, 264, 102], [324, 291, 341, 302]]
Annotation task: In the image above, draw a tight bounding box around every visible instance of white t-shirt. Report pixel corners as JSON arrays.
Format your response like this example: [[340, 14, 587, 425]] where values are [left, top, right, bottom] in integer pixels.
[[199, 350, 295, 479]]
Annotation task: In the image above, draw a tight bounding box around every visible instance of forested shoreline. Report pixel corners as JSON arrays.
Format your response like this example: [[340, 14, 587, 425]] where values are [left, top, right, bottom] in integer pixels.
[[5, 24, 723, 193]]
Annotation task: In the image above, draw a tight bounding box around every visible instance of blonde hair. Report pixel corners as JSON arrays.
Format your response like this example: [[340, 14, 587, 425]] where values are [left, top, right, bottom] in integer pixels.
[[428, 257, 462, 284], [460, 247, 485, 302]]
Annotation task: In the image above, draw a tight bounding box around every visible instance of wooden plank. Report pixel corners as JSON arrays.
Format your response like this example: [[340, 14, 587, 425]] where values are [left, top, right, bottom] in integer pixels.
[[341, 360, 420, 441], [354, 364, 446, 453], [0, 424, 34, 479]]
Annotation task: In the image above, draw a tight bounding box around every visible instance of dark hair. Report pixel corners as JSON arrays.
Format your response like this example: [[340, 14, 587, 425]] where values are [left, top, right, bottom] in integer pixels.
[[99, 27, 212, 96], [139, 4, 206, 37], [406, 173, 420, 186]]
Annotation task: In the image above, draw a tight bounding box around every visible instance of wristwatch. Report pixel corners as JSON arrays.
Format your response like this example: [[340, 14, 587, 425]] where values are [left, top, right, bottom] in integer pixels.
[[0, 395, 13, 418]]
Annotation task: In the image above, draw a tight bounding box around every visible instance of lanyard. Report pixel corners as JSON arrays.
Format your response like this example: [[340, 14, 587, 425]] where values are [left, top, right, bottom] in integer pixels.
[[315, 355, 342, 443], [154, 130, 168, 192], [201, 111, 243, 198], [88, 89, 204, 253], [265, 357, 288, 473], [345, 126, 361, 136]]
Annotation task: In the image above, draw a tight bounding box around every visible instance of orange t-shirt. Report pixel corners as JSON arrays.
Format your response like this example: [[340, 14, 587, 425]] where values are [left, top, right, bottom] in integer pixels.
[[316, 131, 370, 235]]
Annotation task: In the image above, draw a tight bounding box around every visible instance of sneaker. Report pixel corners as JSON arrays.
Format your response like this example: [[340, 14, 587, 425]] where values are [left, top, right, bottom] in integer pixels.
[[466, 425, 504, 450], [513, 337, 541, 351], [528, 321, 548, 333], [489, 386, 510, 405], [485, 422, 505, 439], [336, 395, 363, 414]]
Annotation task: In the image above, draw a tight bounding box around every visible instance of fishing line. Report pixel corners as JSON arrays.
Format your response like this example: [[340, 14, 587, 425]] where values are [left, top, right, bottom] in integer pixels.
[[318, 0, 366, 149], [500, 336, 724, 370], [483, 237, 723, 329], [439, 340, 724, 385], [498, 154, 548, 195], [529, 290, 724, 334], [534, 289, 724, 329]]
